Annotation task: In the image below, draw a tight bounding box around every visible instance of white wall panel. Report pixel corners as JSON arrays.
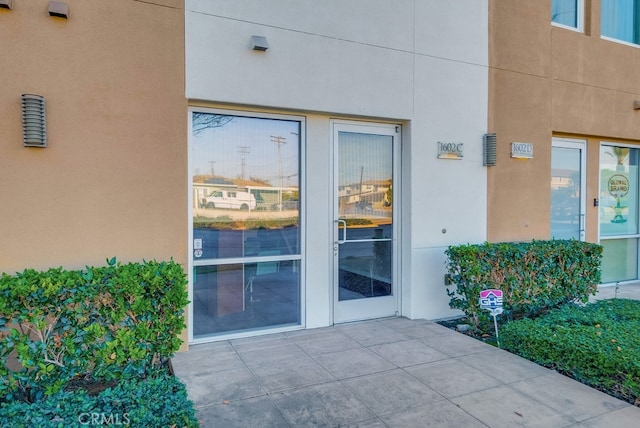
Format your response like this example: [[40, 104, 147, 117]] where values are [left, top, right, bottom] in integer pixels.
[[303, 116, 333, 328], [186, 0, 489, 325], [186, 8, 414, 118], [415, 0, 489, 66], [410, 55, 488, 249], [187, 0, 415, 52], [408, 247, 464, 320]]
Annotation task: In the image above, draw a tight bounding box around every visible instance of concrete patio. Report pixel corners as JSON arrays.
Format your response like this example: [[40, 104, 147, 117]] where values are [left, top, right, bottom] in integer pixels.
[[173, 294, 640, 428], [590, 282, 640, 302]]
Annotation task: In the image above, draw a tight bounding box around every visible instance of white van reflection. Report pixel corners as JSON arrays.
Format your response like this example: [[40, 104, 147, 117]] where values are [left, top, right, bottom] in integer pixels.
[[202, 190, 257, 211]]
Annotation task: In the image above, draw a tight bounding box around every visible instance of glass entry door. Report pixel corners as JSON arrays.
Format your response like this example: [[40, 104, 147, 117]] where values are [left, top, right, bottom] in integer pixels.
[[551, 138, 586, 240], [333, 122, 399, 323]]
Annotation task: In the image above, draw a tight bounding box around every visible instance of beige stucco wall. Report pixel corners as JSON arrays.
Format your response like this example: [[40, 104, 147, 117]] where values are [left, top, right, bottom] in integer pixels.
[[0, 1, 187, 273], [488, 0, 640, 242]]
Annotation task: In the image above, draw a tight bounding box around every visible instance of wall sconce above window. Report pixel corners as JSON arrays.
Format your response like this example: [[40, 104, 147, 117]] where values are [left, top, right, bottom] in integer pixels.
[[48, 1, 69, 19], [251, 35, 269, 51], [22, 94, 47, 148], [0, 0, 13, 10]]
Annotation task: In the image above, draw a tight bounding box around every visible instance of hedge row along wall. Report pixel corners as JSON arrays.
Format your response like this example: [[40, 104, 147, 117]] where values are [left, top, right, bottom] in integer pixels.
[[0, 259, 188, 402], [445, 240, 602, 328]]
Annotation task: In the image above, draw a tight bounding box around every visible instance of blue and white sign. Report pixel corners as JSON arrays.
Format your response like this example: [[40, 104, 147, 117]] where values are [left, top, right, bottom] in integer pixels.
[[479, 289, 503, 316], [479, 288, 504, 347]]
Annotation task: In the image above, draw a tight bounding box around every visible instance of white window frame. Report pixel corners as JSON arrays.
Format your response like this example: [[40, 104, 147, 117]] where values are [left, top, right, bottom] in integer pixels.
[[551, 0, 585, 33]]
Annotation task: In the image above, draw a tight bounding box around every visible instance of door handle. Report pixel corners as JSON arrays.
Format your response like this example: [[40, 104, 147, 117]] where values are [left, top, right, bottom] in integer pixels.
[[337, 219, 347, 244]]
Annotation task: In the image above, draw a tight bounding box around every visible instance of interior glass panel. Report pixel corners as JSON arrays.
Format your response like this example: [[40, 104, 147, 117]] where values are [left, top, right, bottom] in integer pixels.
[[337, 131, 393, 301]]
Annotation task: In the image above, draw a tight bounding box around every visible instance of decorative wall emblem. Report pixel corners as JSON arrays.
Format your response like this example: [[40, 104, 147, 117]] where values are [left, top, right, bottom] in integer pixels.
[[608, 174, 629, 224]]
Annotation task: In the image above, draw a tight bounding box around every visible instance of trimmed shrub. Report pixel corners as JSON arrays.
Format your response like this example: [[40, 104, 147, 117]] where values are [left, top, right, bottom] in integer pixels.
[[0, 258, 188, 402], [500, 299, 640, 404], [193, 215, 298, 230], [0, 372, 199, 427], [445, 240, 602, 328]]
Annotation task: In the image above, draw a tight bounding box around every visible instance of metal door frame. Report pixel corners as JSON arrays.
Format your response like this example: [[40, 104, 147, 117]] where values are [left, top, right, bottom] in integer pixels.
[[551, 137, 587, 241], [331, 120, 401, 323]]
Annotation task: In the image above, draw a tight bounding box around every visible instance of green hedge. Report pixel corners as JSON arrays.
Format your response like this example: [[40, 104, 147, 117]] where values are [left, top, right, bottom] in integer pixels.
[[500, 299, 640, 404], [445, 240, 602, 328], [0, 372, 199, 427], [193, 215, 298, 230], [0, 258, 189, 402]]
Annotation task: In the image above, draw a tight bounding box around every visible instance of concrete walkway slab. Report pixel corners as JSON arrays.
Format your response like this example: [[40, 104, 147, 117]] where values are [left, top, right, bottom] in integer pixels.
[[591, 283, 640, 302], [172, 317, 640, 427], [509, 372, 627, 422]]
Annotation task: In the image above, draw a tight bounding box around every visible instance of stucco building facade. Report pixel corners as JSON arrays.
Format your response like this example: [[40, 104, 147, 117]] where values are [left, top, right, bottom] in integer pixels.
[[489, 0, 640, 286], [1, 1, 488, 343], [0, 0, 187, 272], [7, 1, 636, 345]]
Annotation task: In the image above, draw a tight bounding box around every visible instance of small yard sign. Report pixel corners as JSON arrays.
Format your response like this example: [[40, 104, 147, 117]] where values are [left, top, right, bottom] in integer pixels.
[[479, 289, 503, 314], [479, 289, 503, 347]]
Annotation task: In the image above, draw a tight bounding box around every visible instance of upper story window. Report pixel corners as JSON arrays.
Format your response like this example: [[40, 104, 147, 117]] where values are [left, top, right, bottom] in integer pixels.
[[551, 0, 584, 31], [552, 0, 584, 31], [601, 0, 640, 45]]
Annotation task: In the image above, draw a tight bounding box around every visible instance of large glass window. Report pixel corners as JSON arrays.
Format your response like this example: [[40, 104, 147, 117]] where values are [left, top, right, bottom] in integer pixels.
[[601, 239, 639, 283], [552, 0, 583, 31], [599, 146, 639, 236], [601, 0, 640, 45], [190, 111, 302, 339], [599, 144, 640, 283]]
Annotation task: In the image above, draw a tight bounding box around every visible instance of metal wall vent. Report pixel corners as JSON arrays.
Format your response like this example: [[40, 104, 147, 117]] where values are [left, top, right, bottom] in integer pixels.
[[22, 94, 47, 148], [483, 133, 497, 166]]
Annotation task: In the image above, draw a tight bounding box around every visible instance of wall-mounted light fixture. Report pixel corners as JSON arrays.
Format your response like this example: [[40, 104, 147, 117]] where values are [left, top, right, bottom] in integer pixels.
[[48, 1, 69, 19], [634, 100, 640, 110], [0, 0, 13, 10], [483, 133, 497, 166], [22, 94, 47, 148], [251, 35, 269, 51]]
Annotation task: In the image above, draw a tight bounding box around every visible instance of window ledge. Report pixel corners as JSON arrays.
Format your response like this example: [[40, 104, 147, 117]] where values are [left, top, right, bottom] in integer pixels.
[[552, 22, 584, 33], [601, 35, 640, 48]]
